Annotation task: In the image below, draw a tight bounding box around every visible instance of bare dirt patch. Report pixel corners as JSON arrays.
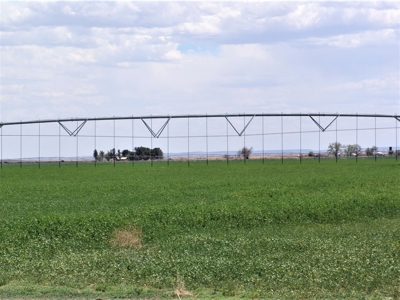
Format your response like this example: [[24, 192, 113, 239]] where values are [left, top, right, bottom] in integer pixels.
[[110, 224, 142, 248]]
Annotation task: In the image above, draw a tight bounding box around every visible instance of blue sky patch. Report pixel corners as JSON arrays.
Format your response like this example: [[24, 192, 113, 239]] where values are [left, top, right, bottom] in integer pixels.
[[178, 44, 219, 55]]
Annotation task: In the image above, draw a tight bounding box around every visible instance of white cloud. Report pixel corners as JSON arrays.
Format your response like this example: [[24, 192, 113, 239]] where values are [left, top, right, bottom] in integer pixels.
[[1, 1, 399, 124], [279, 3, 334, 29], [162, 49, 184, 61], [35, 91, 66, 98], [67, 51, 96, 63], [0, 84, 24, 94], [366, 4, 400, 26], [330, 77, 399, 92], [304, 29, 398, 48], [0, 3, 35, 25]]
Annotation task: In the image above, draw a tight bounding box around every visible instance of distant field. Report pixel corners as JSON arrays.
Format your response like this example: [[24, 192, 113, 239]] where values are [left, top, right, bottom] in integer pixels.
[[0, 158, 399, 299]]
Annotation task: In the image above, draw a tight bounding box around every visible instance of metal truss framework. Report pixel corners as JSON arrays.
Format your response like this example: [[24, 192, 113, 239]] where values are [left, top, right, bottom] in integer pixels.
[[0, 113, 399, 168]]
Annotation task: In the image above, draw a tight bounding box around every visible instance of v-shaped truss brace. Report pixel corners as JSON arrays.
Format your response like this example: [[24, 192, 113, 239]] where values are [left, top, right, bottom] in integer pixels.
[[141, 117, 171, 138], [58, 120, 87, 136], [309, 115, 338, 132], [225, 115, 255, 136], [395, 116, 400, 122]]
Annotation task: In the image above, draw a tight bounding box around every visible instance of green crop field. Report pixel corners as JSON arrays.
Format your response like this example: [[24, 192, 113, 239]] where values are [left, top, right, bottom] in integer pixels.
[[0, 158, 399, 299]]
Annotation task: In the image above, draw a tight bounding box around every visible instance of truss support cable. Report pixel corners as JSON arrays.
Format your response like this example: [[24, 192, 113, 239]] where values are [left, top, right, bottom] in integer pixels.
[[38, 122, 41, 169], [206, 114, 208, 165], [309, 115, 339, 132], [262, 115, 265, 164], [375, 116, 377, 162], [20, 122, 22, 168], [0, 123, 2, 171], [132, 118, 136, 167], [396, 117, 398, 162], [141, 117, 171, 138], [336, 115, 338, 163], [300, 115, 302, 164], [58, 120, 87, 136], [356, 115, 358, 163], [281, 113, 283, 164], [167, 118, 169, 166], [225, 115, 255, 136], [113, 119, 115, 167], [243, 115, 246, 164], [318, 115, 321, 163], [226, 117, 229, 165], [94, 118, 97, 167], [151, 118, 153, 167], [76, 121, 79, 168], [59, 122, 61, 168]]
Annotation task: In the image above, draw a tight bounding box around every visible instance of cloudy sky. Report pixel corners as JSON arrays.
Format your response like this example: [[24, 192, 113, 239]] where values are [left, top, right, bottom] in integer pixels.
[[1, 1, 399, 124]]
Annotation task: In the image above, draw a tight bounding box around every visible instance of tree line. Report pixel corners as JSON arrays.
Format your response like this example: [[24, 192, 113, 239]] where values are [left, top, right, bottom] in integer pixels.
[[308, 142, 397, 157], [93, 147, 163, 161]]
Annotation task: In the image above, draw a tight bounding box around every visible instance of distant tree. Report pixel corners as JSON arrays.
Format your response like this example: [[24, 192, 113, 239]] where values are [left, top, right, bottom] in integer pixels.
[[366, 146, 378, 156], [127, 146, 164, 161], [308, 151, 314, 157], [93, 149, 98, 161], [122, 149, 130, 157], [237, 147, 253, 159], [100, 147, 163, 161], [327, 142, 342, 157], [344, 144, 361, 157], [104, 151, 111, 161], [354, 144, 362, 156], [133, 146, 151, 160], [151, 147, 164, 159], [99, 150, 105, 161], [128, 151, 136, 161], [105, 148, 116, 161]]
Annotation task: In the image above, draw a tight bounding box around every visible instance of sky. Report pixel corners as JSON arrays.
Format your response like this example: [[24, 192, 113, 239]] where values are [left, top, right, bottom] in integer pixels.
[[0, 1, 399, 158]]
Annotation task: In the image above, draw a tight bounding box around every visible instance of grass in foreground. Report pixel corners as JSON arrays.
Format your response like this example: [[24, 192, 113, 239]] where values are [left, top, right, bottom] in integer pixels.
[[0, 158, 399, 299]]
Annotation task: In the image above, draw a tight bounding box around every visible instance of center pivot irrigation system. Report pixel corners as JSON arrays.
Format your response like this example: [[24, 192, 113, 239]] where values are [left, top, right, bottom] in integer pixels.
[[0, 113, 399, 168]]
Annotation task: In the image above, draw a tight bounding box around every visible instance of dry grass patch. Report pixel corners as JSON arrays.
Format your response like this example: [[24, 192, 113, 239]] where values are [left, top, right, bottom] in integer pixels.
[[173, 273, 193, 299], [110, 224, 142, 248], [174, 289, 193, 299]]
